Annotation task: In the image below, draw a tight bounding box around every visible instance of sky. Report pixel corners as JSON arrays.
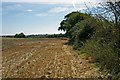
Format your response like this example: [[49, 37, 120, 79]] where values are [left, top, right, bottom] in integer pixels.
[[1, 0, 105, 35]]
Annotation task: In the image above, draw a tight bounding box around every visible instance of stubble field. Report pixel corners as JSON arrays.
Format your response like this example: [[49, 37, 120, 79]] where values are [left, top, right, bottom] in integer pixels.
[[2, 38, 100, 78]]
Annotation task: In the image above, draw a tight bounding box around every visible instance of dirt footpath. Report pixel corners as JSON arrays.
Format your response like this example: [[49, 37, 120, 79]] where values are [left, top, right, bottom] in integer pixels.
[[2, 38, 100, 78]]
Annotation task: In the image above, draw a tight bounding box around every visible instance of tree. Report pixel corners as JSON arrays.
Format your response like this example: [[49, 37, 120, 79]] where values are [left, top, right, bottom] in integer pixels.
[[107, 1, 120, 26], [94, 1, 120, 27], [14, 34, 19, 38], [14, 32, 25, 38], [58, 12, 95, 45], [58, 12, 92, 41], [19, 32, 25, 38]]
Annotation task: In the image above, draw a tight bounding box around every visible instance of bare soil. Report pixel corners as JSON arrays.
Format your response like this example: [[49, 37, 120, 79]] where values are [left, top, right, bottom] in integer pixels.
[[2, 38, 100, 78]]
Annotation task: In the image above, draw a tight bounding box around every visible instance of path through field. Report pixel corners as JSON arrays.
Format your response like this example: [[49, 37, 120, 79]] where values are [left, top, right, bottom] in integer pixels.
[[2, 38, 100, 78]]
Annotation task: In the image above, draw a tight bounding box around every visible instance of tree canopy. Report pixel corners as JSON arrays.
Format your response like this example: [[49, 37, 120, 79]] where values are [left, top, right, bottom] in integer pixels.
[[14, 32, 25, 38], [58, 12, 95, 45]]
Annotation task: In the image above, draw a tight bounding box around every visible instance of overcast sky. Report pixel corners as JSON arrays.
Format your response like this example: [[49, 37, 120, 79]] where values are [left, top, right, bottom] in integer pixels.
[[1, 0, 105, 35]]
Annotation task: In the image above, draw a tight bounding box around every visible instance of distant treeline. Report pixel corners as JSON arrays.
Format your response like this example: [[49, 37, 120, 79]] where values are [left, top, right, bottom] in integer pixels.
[[2, 35, 14, 38], [26, 33, 66, 38], [2, 33, 66, 38]]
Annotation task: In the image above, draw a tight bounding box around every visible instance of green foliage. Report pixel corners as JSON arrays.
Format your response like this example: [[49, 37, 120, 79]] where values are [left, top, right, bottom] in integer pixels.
[[58, 12, 91, 39], [58, 12, 95, 47], [59, 10, 120, 78], [14, 32, 25, 38], [82, 20, 120, 78]]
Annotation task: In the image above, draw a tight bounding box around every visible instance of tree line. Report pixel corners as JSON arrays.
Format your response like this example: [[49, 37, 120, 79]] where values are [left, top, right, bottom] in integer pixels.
[[58, 1, 120, 79], [12, 33, 66, 38], [26, 33, 66, 38]]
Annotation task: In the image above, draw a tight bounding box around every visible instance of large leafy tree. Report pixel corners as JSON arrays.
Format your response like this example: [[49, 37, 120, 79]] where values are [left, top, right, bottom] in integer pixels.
[[58, 12, 94, 44], [58, 12, 90, 38]]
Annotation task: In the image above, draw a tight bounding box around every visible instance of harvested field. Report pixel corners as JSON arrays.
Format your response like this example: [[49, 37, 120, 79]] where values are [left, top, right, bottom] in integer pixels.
[[2, 38, 100, 78]]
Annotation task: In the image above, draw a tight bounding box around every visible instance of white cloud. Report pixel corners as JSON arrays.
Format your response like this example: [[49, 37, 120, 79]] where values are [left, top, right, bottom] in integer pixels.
[[2, 0, 72, 4], [2, 0, 108, 12], [2, 3, 22, 10], [2, 0, 110, 12], [2, 0, 107, 4], [35, 13, 47, 16], [3, 0, 115, 14], [49, 7, 69, 13], [27, 9, 32, 12]]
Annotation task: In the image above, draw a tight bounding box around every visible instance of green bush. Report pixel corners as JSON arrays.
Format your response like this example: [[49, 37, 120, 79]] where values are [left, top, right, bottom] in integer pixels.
[[71, 18, 95, 50], [83, 21, 120, 78]]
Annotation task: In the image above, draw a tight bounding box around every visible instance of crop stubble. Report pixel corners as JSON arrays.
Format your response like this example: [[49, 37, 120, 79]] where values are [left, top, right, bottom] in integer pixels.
[[2, 38, 100, 78]]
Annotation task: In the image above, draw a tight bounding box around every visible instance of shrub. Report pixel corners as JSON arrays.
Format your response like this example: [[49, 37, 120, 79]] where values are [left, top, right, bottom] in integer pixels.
[[83, 21, 120, 78]]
